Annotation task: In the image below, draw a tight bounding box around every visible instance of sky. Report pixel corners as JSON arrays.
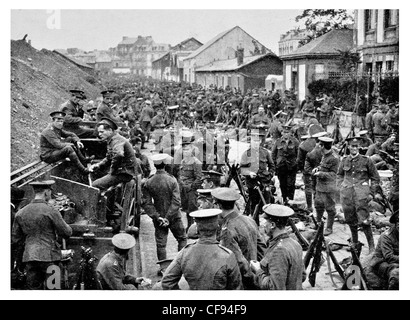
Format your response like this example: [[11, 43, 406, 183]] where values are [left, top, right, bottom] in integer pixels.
[[11, 9, 305, 54]]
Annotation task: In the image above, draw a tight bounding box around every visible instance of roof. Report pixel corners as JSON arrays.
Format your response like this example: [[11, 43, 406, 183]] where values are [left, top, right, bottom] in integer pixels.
[[185, 26, 238, 60], [119, 37, 139, 45], [281, 29, 354, 59], [53, 50, 94, 69], [171, 37, 203, 51], [195, 53, 278, 72]]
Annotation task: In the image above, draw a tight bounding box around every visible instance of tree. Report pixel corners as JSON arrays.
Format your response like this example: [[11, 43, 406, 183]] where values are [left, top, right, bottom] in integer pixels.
[[296, 9, 354, 46], [336, 49, 362, 73]]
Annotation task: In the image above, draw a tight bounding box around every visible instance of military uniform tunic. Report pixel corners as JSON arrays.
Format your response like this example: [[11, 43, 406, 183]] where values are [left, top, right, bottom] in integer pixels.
[[255, 233, 304, 290], [161, 238, 242, 290], [60, 99, 95, 138], [336, 154, 380, 226]]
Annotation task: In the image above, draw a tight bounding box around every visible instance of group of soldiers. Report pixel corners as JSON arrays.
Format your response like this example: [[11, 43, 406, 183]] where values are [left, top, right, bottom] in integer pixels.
[[11, 78, 399, 290]]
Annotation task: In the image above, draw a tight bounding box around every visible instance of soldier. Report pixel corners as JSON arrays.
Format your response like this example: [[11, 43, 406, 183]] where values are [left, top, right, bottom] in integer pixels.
[[90, 118, 137, 191], [365, 103, 379, 140], [211, 188, 266, 289], [354, 95, 368, 130], [337, 136, 381, 254], [162, 209, 243, 290], [132, 137, 151, 179], [271, 125, 299, 205], [11, 180, 72, 290], [365, 135, 387, 169], [312, 137, 340, 236], [60, 89, 95, 138], [249, 93, 261, 116], [370, 211, 399, 290], [250, 106, 271, 128], [96, 90, 121, 123], [40, 111, 92, 175], [303, 131, 328, 213], [178, 133, 203, 231], [240, 130, 275, 216], [96, 233, 144, 290], [201, 170, 223, 189], [142, 154, 187, 268], [139, 100, 155, 146], [250, 204, 304, 290], [372, 104, 389, 140], [357, 130, 373, 155]]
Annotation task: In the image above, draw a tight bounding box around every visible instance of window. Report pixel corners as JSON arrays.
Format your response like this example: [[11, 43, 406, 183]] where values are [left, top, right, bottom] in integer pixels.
[[365, 10, 375, 32], [365, 62, 373, 74], [315, 64, 325, 80], [386, 60, 394, 72], [385, 10, 397, 28]]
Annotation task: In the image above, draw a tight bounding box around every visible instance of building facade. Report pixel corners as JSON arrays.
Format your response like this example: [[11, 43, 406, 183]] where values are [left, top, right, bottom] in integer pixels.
[[281, 29, 354, 102], [152, 38, 203, 82], [355, 9, 399, 76], [195, 52, 283, 93], [278, 29, 310, 57], [183, 26, 271, 84]]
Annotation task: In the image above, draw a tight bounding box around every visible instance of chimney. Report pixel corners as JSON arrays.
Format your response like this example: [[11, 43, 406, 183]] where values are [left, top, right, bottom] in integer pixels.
[[237, 47, 244, 66]]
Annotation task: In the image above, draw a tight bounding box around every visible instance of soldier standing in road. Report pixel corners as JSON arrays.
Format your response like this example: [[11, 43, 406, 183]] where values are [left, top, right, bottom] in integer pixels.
[[60, 89, 95, 138], [142, 154, 187, 269], [139, 100, 155, 147], [40, 111, 92, 175], [90, 118, 137, 191], [312, 137, 340, 236], [162, 209, 242, 290], [211, 188, 266, 290], [250, 204, 304, 290], [11, 180, 72, 290], [271, 125, 299, 205], [337, 136, 381, 254]]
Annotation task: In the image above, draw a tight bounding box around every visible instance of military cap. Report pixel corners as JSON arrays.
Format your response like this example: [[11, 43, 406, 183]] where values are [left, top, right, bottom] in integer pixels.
[[70, 89, 86, 99], [181, 131, 194, 145], [262, 203, 294, 219], [211, 187, 240, 202], [50, 111, 66, 119], [346, 136, 363, 145], [252, 93, 259, 97], [145, 100, 152, 105], [168, 105, 179, 110], [390, 210, 399, 224], [11, 187, 26, 202], [152, 153, 169, 165], [29, 180, 55, 189], [189, 209, 222, 218], [101, 89, 115, 97], [281, 125, 294, 131], [358, 130, 369, 136], [112, 233, 136, 250], [197, 189, 213, 197], [301, 135, 310, 140], [202, 170, 223, 181], [318, 137, 334, 143], [98, 117, 118, 130], [312, 131, 328, 139], [137, 97, 144, 101]]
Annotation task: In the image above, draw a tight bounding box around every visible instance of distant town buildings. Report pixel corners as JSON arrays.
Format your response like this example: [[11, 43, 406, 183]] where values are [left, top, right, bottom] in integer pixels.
[[278, 29, 310, 56]]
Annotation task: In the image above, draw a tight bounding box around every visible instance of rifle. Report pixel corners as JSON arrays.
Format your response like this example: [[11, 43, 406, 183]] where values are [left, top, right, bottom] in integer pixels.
[[307, 221, 325, 287], [303, 221, 324, 270], [288, 218, 309, 251], [379, 150, 399, 163], [349, 244, 370, 290], [375, 184, 394, 214]]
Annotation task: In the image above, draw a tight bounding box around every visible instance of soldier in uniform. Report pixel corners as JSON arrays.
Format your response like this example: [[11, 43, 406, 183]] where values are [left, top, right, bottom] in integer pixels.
[[370, 211, 399, 290], [96, 233, 144, 290], [303, 131, 328, 213], [142, 154, 187, 266], [312, 137, 340, 236], [357, 130, 373, 155], [211, 188, 266, 289], [60, 89, 95, 138], [40, 111, 92, 175], [250, 204, 304, 290], [178, 133, 203, 231], [250, 106, 271, 128], [271, 125, 299, 205], [372, 104, 389, 140], [337, 136, 381, 254], [139, 100, 155, 146], [240, 129, 275, 215], [162, 209, 243, 290], [249, 93, 261, 116], [96, 90, 121, 123], [90, 118, 137, 191], [11, 180, 72, 290]]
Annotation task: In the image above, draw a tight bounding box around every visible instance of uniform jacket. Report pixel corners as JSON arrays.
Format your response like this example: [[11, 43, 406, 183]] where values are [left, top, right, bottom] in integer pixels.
[[304, 146, 322, 175], [336, 154, 380, 195], [255, 233, 304, 290], [96, 252, 137, 290], [60, 100, 85, 129], [370, 228, 399, 269], [268, 119, 283, 140], [250, 114, 271, 127], [12, 199, 72, 262], [178, 157, 203, 191], [40, 124, 80, 158], [365, 109, 378, 132], [219, 210, 267, 284], [96, 102, 121, 123], [142, 170, 181, 222], [240, 146, 274, 179], [98, 133, 137, 177], [297, 138, 316, 172], [161, 237, 243, 290], [271, 137, 300, 171], [151, 115, 165, 128], [139, 105, 155, 123], [315, 151, 339, 193], [372, 111, 389, 136]]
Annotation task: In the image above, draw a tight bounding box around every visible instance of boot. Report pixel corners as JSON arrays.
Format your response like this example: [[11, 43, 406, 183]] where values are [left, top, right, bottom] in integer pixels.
[[69, 153, 90, 175], [362, 224, 375, 254], [305, 192, 313, 212], [324, 212, 336, 236]]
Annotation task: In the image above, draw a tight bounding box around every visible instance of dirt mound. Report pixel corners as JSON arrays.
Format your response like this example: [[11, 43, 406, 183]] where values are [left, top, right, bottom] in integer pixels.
[[10, 40, 103, 171]]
